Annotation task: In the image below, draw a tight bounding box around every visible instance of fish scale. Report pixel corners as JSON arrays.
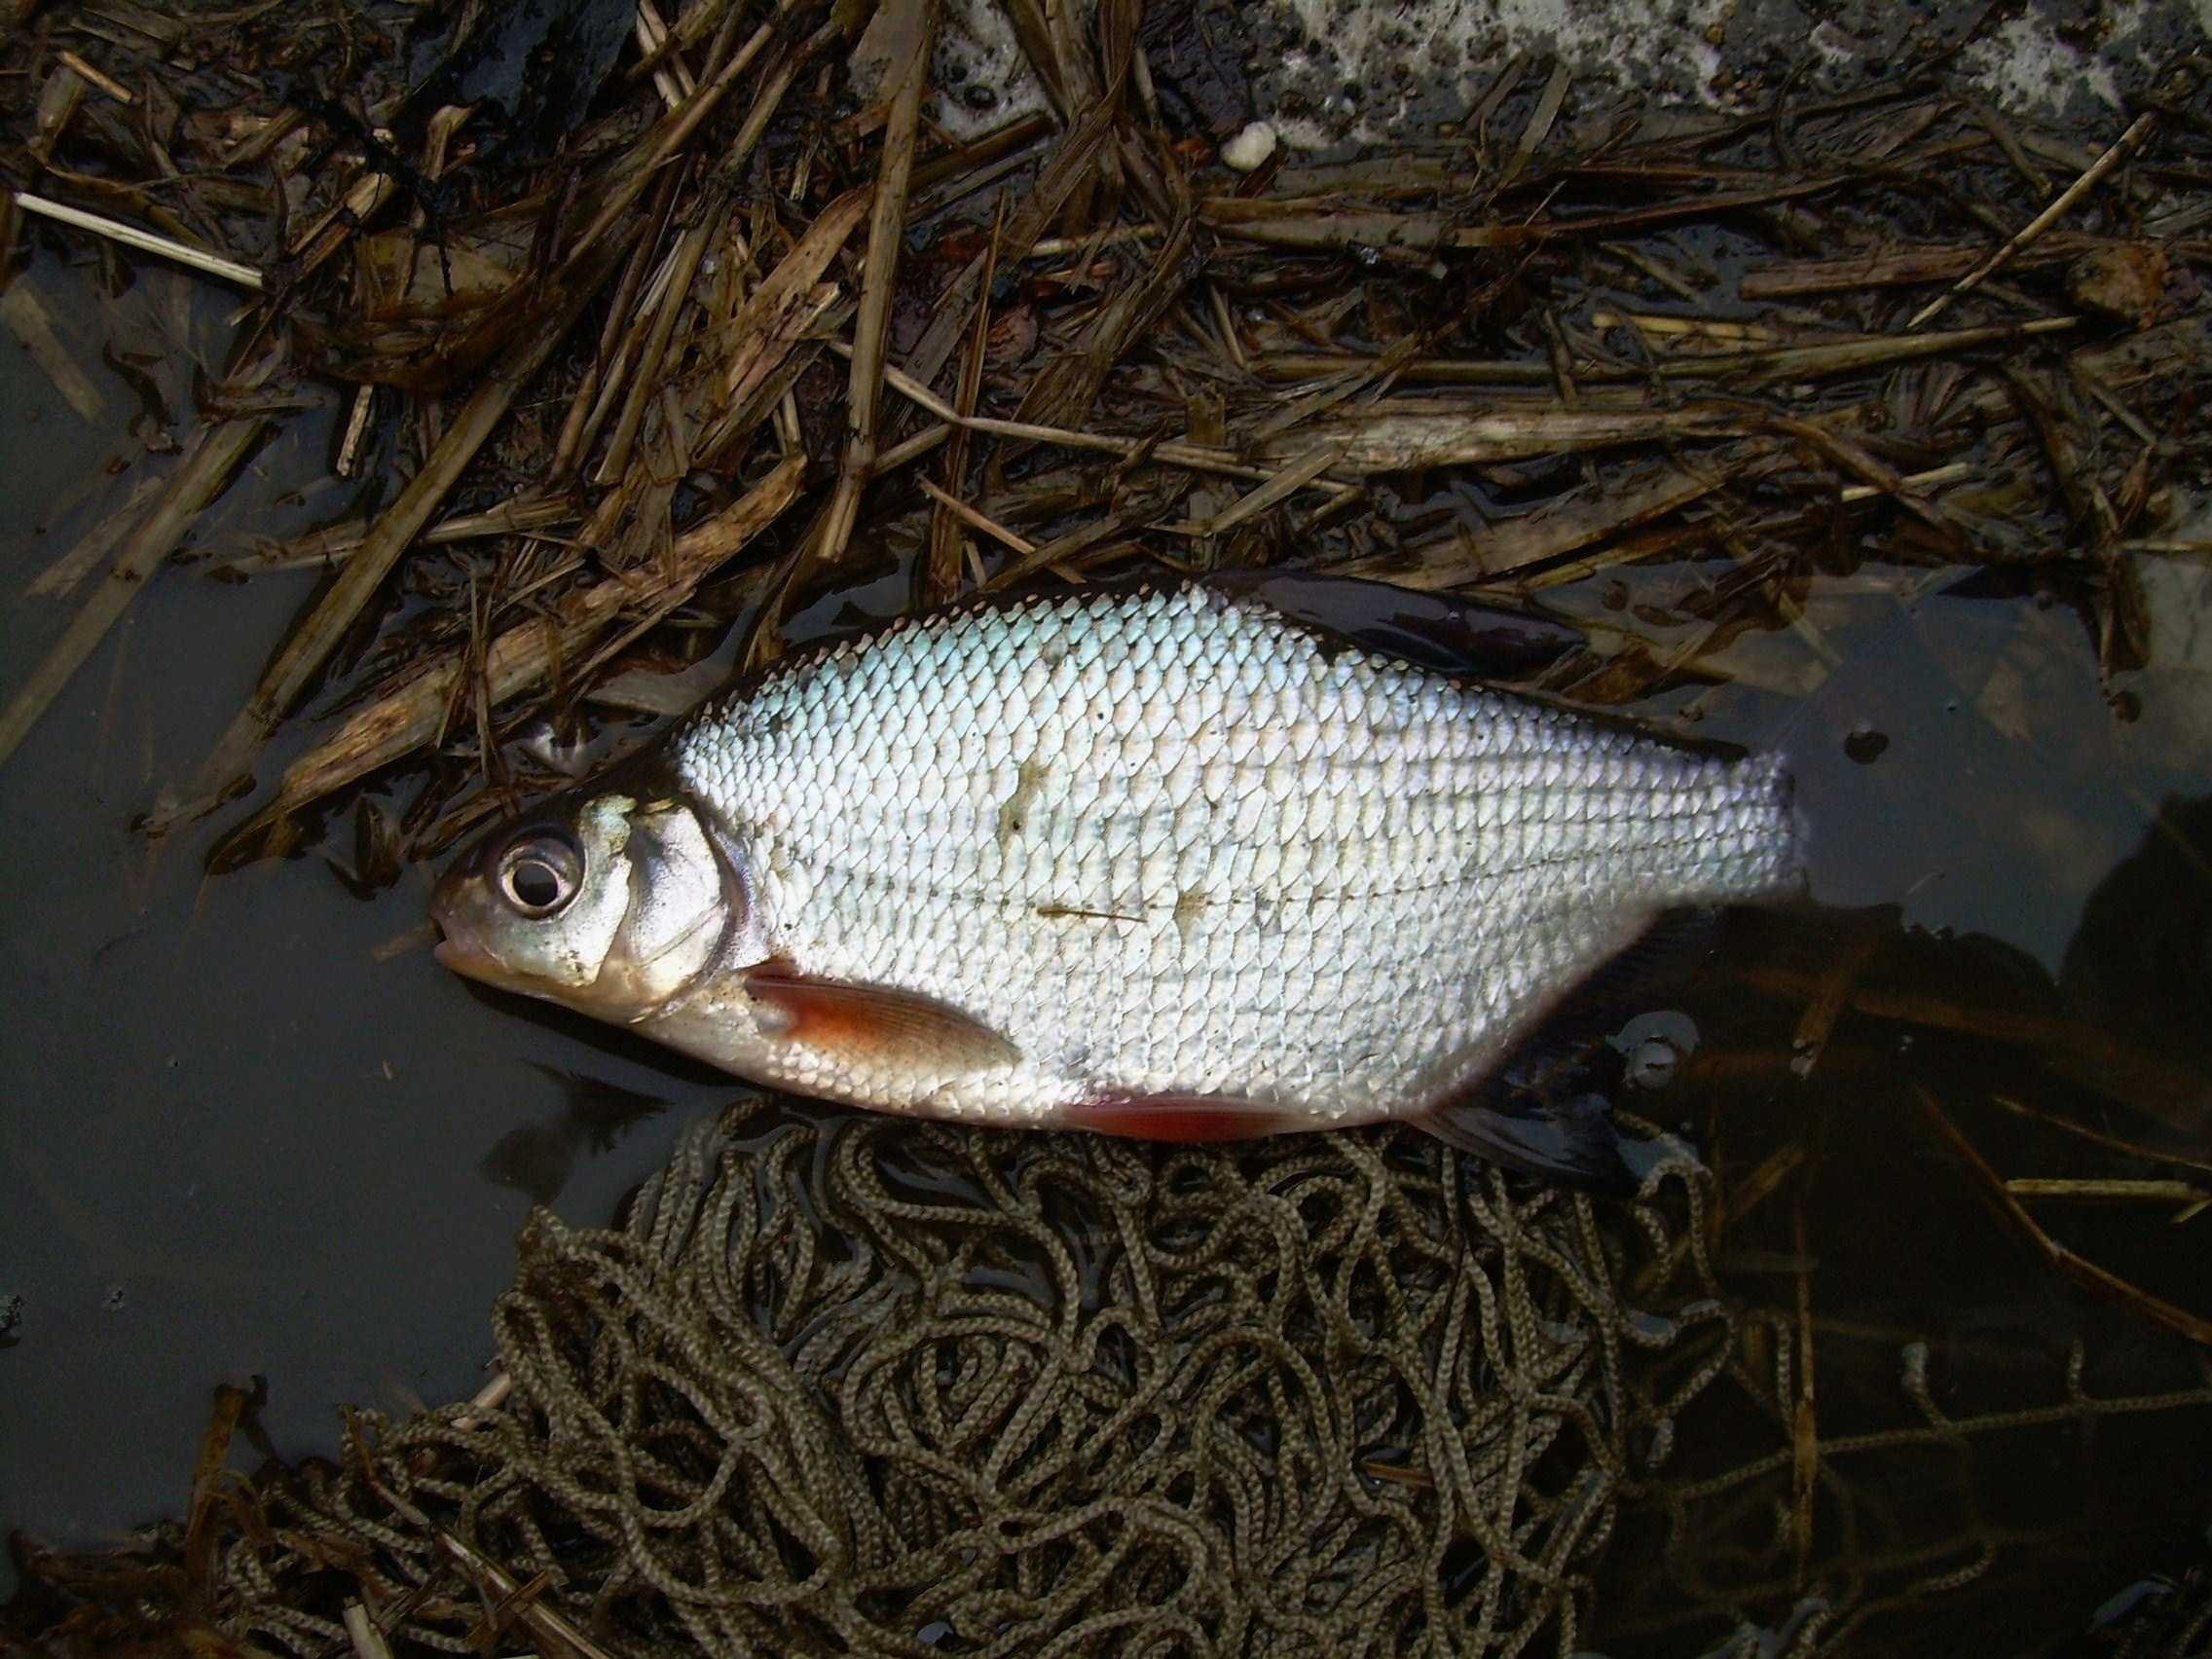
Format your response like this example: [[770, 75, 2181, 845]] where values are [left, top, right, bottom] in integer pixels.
[[655, 581, 1799, 1127]]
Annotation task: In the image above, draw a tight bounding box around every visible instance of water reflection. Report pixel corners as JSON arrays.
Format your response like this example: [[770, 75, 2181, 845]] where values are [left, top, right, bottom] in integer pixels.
[[477, 1064, 668, 1205], [2061, 793, 2212, 1120]]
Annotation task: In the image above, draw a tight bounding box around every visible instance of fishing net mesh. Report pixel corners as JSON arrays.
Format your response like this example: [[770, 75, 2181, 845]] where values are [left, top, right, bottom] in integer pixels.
[[14, 1097, 1736, 1656]]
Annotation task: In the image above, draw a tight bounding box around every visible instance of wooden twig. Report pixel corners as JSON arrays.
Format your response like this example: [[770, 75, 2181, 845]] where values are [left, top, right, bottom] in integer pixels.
[[627, 0, 748, 82], [1912, 1086, 2212, 1346], [22, 470, 166, 600], [1755, 411, 1959, 540], [284, 168, 400, 284], [430, 1529, 618, 1659], [594, 206, 718, 485], [1199, 175, 1850, 254], [1741, 967, 2212, 1140], [1838, 461, 1972, 503], [851, 342, 1317, 488], [1908, 111, 2157, 328], [13, 191, 263, 289], [633, 0, 697, 110], [181, 244, 630, 818], [0, 283, 103, 421], [1788, 919, 1884, 1080], [802, 0, 937, 582], [870, 422, 950, 479], [2005, 1178, 2209, 1207], [208, 497, 573, 576], [0, 358, 276, 768], [342, 1603, 396, 1659], [925, 197, 1004, 603], [335, 386, 375, 478], [1790, 1198, 1818, 1587], [1986, 1092, 2212, 1179], [1335, 444, 1783, 590], [1497, 59, 1569, 191], [917, 476, 1037, 557], [559, 0, 833, 280], [1253, 315, 2081, 388], [1261, 404, 1748, 476], [717, 186, 870, 407], [450, 1370, 515, 1433], [56, 50, 133, 104], [1741, 235, 2106, 297], [1196, 445, 1347, 537], [226, 455, 804, 838]]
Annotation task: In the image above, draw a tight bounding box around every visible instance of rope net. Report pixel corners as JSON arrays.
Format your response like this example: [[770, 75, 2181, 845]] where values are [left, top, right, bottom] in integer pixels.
[[14, 1098, 1726, 1657]]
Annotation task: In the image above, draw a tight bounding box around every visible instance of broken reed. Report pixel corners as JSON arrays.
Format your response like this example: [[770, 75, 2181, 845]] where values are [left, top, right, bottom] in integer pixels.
[[0, 16, 2197, 831]]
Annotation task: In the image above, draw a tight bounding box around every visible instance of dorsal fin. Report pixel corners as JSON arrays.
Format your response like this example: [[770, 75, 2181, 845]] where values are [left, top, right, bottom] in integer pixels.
[[1205, 570, 1585, 682]]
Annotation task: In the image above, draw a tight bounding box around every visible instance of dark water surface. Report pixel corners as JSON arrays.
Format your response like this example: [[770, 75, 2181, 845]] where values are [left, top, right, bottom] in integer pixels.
[[0, 255, 726, 1585], [4, 244, 2209, 1647]]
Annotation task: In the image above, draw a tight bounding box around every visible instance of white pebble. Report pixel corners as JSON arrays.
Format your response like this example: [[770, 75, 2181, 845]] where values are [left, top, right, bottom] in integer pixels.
[[1221, 120, 1277, 173]]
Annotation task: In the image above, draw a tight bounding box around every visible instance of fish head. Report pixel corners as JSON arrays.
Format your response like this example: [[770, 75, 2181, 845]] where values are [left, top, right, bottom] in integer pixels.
[[431, 791, 759, 1022]]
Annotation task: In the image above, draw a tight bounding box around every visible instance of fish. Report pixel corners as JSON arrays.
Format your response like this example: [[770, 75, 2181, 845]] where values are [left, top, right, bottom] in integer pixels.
[[431, 574, 1802, 1189]]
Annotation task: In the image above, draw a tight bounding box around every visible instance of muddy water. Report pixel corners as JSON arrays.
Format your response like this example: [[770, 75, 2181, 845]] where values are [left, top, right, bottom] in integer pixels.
[[3, 246, 2209, 1646], [0, 255, 731, 1584]]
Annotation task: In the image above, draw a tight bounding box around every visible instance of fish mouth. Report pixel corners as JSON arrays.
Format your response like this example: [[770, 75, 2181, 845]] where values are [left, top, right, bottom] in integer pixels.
[[430, 913, 537, 997], [428, 862, 519, 989], [429, 909, 491, 977]]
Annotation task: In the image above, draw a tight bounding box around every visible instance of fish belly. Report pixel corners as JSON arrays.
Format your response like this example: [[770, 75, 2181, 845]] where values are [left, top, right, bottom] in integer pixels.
[[672, 585, 1797, 1124]]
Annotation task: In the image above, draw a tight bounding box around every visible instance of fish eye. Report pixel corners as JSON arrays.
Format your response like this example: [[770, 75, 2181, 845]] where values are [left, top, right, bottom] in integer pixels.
[[495, 829, 583, 918]]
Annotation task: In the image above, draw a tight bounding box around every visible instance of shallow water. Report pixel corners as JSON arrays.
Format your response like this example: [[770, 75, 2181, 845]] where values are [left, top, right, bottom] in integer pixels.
[[0, 256, 735, 1584], [3, 243, 2209, 1648]]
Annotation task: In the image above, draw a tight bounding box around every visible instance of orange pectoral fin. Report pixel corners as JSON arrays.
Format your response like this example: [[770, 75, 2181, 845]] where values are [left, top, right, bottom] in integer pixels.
[[741, 965, 1021, 1073], [1059, 1092, 1309, 1142]]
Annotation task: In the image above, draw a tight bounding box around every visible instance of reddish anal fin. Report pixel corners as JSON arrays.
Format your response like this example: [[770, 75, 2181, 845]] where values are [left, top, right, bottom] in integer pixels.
[[1061, 1092, 1306, 1143], [742, 965, 1020, 1072]]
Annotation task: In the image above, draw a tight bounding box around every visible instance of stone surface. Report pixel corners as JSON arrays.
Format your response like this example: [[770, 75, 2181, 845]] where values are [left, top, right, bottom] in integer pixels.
[[925, 0, 2210, 148]]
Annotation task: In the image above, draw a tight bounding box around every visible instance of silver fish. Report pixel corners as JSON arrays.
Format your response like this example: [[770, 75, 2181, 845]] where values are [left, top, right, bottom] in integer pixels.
[[433, 577, 1801, 1185]]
